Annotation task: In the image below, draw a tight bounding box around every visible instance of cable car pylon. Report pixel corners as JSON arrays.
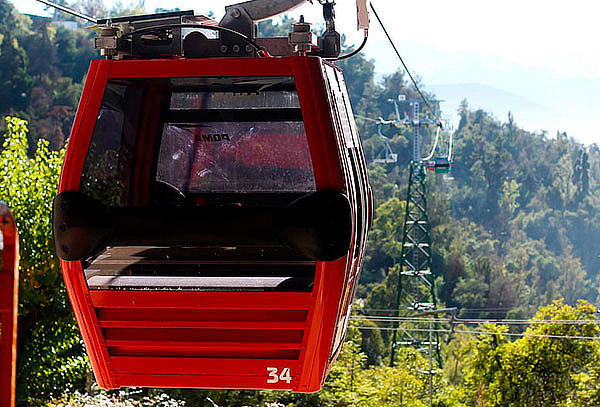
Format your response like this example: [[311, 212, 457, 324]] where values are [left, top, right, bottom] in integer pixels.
[[382, 96, 451, 369]]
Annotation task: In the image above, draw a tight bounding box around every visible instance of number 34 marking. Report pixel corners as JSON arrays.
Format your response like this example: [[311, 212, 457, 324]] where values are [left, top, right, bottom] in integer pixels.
[[266, 367, 292, 384]]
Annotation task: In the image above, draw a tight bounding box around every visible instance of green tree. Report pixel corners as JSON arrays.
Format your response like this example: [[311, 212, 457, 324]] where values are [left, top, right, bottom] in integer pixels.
[[462, 300, 600, 407], [0, 117, 88, 405]]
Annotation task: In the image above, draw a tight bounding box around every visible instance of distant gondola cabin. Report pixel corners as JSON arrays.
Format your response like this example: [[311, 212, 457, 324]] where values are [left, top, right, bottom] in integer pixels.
[[426, 157, 451, 174]]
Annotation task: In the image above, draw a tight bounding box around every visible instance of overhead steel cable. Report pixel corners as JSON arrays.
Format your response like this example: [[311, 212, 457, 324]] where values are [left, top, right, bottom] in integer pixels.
[[360, 307, 521, 313], [369, 2, 441, 125], [354, 326, 600, 341], [352, 315, 600, 325], [35, 0, 97, 23]]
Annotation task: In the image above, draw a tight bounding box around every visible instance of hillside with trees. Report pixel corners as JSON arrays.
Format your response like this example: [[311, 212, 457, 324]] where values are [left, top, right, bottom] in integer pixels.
[[0, 0, 599, 405]]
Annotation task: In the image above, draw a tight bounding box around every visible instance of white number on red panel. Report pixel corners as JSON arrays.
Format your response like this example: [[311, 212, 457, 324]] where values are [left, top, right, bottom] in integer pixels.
[[266, 367, 292, 384]]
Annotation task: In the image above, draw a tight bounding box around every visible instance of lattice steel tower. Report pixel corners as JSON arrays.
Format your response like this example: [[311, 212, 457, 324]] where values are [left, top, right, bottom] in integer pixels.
[[387, 98, 442, 366]]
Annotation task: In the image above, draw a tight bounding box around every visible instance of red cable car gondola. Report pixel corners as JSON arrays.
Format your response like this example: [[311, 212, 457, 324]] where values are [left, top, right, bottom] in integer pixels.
[[52, 0, 372, 393], [0, 203, 19, 407]]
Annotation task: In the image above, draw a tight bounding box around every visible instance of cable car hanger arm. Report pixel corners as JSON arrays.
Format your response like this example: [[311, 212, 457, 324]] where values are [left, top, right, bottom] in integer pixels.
[[224, 0, 308, 22], [221, 0, 342, 58]]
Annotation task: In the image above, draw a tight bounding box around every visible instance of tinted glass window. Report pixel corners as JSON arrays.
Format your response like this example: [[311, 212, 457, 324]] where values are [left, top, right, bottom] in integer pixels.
[[157, 79, 315, 194], [157, 121, 314, 193], [81, 76, 315, 206], [170, 90, 300, 110], [80, 83, 143, 206]]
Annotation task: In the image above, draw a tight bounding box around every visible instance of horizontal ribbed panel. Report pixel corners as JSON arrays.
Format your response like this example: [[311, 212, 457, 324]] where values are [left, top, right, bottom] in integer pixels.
[[97, 303, 308, 360]]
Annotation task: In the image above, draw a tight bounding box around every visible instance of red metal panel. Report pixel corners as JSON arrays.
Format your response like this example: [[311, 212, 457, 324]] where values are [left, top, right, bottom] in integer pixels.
[[99, 320, 306, 330], [106, 57, 298, 79], [90, 290, 313, 309], [111, 357, 300, 376], [298, 258, 349, 392], [61, 261, 116, 388], [114, 374, 296, 390], [0, 204, 19, 407], [105, 341, 303, 351], [103, 327, 303, 343], [293, 58, 345, 190]]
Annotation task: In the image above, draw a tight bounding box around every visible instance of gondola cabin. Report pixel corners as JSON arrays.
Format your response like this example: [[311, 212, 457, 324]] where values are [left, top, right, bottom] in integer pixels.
[[53, 51, 372, 390], [425, 157, 451, 174], [0, 203, 19, 407]]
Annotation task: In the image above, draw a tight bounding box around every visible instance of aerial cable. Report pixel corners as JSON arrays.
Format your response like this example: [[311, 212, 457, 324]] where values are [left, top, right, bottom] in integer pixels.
[[35, 0, 97, 23], [423, 126, 441, 161], [355, 326, 600, 341], [352, 315, 600, 325], [353, 315, 600, 323], [360, 307, 515, 313], [369, 2, 441, 126]]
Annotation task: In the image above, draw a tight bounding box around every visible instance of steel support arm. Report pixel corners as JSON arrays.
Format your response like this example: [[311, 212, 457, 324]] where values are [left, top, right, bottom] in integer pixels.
[[224, 0, 309, 22]]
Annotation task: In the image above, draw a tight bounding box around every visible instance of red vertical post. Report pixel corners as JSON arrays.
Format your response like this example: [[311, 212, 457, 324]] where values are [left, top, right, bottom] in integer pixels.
[[0, 203, 19, 407]]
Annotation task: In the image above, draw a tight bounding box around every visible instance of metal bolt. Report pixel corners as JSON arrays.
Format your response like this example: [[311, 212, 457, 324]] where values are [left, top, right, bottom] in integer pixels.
[[245, 44, 253, 53], [220, 45, 228, 53], [232, 45, 240, 53], [231, 8, 241, 18], [60, 223, 68, 232], [62, 245, 69, 253]]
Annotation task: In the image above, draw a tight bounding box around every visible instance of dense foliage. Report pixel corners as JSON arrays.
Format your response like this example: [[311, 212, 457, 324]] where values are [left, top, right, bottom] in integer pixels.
[[0, 117, 88, 404], [0, 0, 599, 405]]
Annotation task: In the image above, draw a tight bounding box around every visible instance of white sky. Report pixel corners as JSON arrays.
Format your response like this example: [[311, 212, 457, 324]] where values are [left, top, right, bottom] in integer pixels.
[[12, 0, 600, 144]]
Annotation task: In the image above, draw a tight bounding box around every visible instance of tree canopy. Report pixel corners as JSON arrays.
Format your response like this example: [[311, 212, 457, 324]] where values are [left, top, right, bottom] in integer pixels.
[[0, 1, 599, 405]]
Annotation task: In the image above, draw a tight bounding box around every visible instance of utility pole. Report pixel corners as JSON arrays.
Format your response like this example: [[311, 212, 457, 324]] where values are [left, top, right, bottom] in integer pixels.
[[415, 307, 457, 407]]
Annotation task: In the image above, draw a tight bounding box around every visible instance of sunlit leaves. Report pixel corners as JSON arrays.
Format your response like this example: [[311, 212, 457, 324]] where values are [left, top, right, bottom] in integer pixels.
[[0, 116, 88, 404], [0, 116, 64, 310]]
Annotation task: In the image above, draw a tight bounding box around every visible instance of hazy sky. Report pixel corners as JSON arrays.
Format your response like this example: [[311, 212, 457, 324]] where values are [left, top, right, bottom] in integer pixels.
[[13, 0, 600, 144]]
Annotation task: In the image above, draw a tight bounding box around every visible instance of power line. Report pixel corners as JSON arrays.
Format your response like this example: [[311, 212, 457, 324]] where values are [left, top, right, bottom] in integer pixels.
[[352, 316, 600, 325], [353, 315, 600, 323], [354, 326, 600, 341], [360, 307, 515, 313], [369, 2, 439, 123], [459, 319, 600, 325]]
